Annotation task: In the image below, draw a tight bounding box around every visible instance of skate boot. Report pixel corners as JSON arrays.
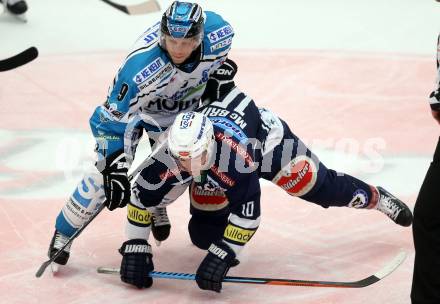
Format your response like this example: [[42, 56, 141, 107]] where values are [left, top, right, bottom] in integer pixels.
[[48, 230, 72, 265], [375, 186, 413, 227], [1, 0, 28, 22], [151, 206, 171, 243]]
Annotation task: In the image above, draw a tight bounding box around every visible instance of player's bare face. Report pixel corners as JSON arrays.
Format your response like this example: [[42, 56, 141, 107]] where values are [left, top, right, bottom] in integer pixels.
[[176, 152, 207, 176], [164, 36, 199, 64]]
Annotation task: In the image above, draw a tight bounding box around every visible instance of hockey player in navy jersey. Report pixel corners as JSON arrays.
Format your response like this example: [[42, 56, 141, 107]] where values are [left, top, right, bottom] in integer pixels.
[[46, 1, 235, 268], [118, 59, 413, 292]]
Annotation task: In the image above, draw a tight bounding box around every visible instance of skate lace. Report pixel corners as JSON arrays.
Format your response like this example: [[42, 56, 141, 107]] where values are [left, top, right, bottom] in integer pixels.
[[378, 196, 401, 220], [153, 207, 170, 225], [54, 232, 72, 251]]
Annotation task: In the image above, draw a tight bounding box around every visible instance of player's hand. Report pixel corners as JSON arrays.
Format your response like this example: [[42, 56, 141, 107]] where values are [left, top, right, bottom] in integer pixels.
[[119, 239, 154, 289], [201, 58, 238, 104], [429, 89, 440, 124], [101, 150, 130, 211], [195, 241, 236, 292], [431, 110, 440, 124]]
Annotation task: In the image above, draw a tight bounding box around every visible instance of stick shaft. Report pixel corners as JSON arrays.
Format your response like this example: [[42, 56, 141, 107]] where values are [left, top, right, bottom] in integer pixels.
[[35, 141, 163, 278], [97, 251, 406, 288], [101, 0, 160, 15]]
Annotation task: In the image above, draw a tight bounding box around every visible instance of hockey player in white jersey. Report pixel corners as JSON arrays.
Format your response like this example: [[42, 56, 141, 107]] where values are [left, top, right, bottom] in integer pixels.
[[46, 1, 235, 268], [117, 59, 412, 292]]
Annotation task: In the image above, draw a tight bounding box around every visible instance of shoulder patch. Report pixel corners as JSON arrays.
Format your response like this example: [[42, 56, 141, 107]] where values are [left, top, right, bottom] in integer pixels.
[[117, 83, 129, 101], [210, 36, 233, 52], [138, 22, 160, 46], [137, 62, 173, 91], [133, 57, 166, 84], [208, 24, 234, 43]]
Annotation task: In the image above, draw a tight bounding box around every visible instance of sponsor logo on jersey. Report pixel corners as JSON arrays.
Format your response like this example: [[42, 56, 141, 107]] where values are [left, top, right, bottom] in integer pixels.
[[223, 224, 256, 245], [127, 203, 152, 226], [210, 36, 233, 52], [150, 71, 208, 101], [117, 83, 129, 101], [64, 198, 93, 223], [272, 155, 318, 196], [96, 134, 120, 141], [99, 112, 110, 123], [142, 98, 199, 113], [210, 164, 236, 187], [348, 189, 369, 208], [133, 57, 165, 84], [143, 31, 159, 44], [141, 22, 160, 44], [103, 101, 125, 119], [138, 63, 173, 91], [215, 132, 254, 166], [208, 25, 234, 43], [190, 181, 229, 211], [211, 117, 247, 142]]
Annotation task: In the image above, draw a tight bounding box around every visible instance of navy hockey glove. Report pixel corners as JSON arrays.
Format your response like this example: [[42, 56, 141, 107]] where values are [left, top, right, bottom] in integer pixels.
[[101, 150, 130, 211], [195, 241, 236, 292], [119, 239, 154, 289]]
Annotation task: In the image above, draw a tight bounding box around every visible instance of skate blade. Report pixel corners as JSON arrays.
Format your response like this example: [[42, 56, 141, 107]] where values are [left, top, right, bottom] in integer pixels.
[[11, 12, 27, 22], [50, 263, 60, 274], [14, 13, 27, 22], [0, 7, 27, 23]]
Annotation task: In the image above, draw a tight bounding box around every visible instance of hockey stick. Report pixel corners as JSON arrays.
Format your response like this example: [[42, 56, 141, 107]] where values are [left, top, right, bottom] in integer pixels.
[[101, 0, 160, 15], [35, 140, 166, 278], [97, 250, 406, 288], [0, 47, 38, 72]]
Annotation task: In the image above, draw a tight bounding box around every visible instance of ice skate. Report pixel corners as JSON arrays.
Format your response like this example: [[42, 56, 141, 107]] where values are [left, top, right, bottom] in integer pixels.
[[1, 0, 27, 22], [375, 186, 413, 227], [47, 230, 72, 269], [151, 206, 171, 246]]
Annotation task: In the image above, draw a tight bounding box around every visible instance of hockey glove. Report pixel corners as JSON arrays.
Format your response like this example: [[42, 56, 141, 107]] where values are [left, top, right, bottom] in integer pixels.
[[101, 150, 130, 211], [201, 58, 238, 104], [195, 241, 236, 293], [429, 90, 440, 124], [119, 239, 154, 289]]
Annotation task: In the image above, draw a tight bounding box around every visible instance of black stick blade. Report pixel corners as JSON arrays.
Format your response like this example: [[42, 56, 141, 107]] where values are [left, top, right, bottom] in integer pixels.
[[0, 47, 38, 72], [35, 261, 52, 278]]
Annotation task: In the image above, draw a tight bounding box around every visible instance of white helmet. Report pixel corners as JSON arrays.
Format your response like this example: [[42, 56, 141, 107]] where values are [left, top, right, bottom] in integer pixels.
[[168, 112, 215, 177]]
